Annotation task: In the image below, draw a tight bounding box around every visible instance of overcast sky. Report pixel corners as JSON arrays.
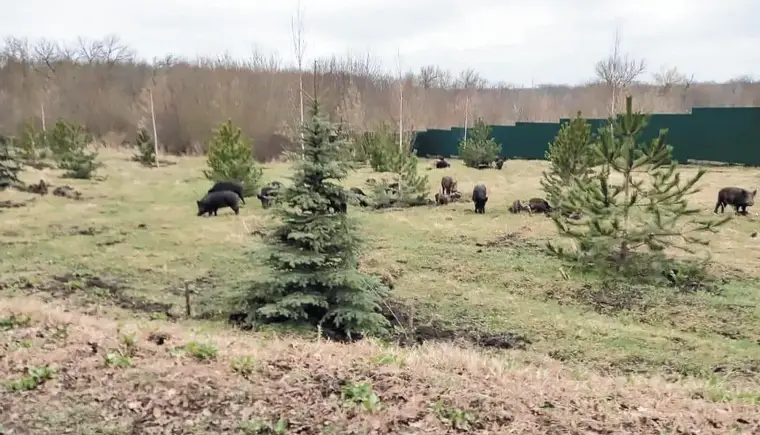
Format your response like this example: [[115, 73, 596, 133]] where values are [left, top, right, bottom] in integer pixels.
[[4, 0, 759, 86]]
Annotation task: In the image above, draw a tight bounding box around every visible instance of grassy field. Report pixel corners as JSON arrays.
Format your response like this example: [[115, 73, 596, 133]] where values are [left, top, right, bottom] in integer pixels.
[[2, 149, 760, 434]]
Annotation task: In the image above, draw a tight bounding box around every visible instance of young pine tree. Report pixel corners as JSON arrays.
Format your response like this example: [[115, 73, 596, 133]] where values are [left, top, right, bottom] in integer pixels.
[[458, 118, 501, 168], [0, 135, 22, 189], [242, 96, 390, 338], [203, 120, 263, 197], [47, 120, 102, 179], [372, 148, 430, 208], [364, 121, 399, 172], [131, 127, 157, 167], [540, 112, 598, 209], [548, 96, 728, 274]]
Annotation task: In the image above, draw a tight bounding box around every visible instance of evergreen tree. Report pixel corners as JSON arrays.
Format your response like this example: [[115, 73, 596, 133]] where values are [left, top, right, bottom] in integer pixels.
[[46, 120, 102, 179], [203, 120, 263, 197], [16, 121, 49, 167], [548, 96, 728, 274], [0, 135, 22, 190], [242, 96, 390, 338], [363, 121, 399, 172], [372, 148, 430, 208], [131, 127, 157, 167], [458, 118, 501, 168], [540, 112, 599, 209]]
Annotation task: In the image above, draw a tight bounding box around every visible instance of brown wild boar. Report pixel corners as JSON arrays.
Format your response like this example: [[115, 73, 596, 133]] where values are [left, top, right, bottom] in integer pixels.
[[714, 187, 756, 214], [441, 176, 457, 195]]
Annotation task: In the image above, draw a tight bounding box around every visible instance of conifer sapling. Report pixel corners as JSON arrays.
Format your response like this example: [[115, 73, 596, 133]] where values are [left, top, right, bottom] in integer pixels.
[[540, 111, 598, 210], [243, 95, 390, 338], [458, 118, 502, 168], [0, 135, 22, 190], [132, 127, 157, 167], [548, 96, 729, 273], [203, 120, 263, 198]]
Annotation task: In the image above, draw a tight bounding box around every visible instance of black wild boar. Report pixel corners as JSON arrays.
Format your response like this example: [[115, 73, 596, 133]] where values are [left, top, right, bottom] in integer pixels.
[[349, 187, 369, 207], [256, 182, 282, 209], [472, 184, 488, 214], [197, 190, 240, 216], [714, 187, 756, 214], [441, 176, 457, 195], [527, 197, 553, 214], [208, 180, 245, 204], [450, 191, 462, 202], [350, 187, 367, 196], [330, 192, 348, 213], [435, 158, 450, 169], [495, 157, 505, 170], [435, 192, 450, 205]]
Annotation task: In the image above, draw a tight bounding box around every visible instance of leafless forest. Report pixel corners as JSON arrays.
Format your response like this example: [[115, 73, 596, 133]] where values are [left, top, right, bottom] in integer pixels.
[[1, 35, 759, 160]]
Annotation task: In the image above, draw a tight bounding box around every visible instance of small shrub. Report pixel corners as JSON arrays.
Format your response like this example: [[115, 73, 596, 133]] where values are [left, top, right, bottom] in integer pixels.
[[431, 400, 477, 431], [7, 365, 55, 392], [237, 417, 288, 434], [183, 341, 218, 361], [0, 313, 32, 331], [203, 119, 263, 197], [231, 355, 257, 378], [458, 118, 501, 168], [340, 381, 382, 412], [131, 127, 156, 167], [103, 352, 132, 368]]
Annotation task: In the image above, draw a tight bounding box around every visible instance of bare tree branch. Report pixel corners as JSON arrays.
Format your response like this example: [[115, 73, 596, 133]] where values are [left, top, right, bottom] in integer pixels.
[[32, 38, 62, 78], [291, 0, 307, 146], [454, 68, 487, 89], [653, 66, 693, 93], [594, 27, 646, 114], [75, 35, 134, 65]]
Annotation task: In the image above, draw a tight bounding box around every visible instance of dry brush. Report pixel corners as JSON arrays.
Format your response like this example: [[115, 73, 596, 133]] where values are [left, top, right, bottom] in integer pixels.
[[1, 35, 759, 160]]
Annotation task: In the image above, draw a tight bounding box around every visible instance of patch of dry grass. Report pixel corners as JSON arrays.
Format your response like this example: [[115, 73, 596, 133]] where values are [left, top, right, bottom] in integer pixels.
[[1, 149, 760, 433], [1, 297, 758, 434]]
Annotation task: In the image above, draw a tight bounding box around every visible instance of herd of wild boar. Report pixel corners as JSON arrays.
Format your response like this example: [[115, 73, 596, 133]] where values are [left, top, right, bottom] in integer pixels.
[[194, 157, 758, 218]]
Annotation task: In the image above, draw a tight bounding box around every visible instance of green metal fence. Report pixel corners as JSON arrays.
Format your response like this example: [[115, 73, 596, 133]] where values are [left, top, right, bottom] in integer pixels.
[[412, 107, 760, 165]]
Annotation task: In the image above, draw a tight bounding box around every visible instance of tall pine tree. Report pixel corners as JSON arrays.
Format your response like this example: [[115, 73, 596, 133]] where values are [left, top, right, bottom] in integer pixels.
[[242, 95, 390, 338]]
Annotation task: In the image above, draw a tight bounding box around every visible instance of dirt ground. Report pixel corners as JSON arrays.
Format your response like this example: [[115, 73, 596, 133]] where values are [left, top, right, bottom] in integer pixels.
[[2, 297, 758, 434]]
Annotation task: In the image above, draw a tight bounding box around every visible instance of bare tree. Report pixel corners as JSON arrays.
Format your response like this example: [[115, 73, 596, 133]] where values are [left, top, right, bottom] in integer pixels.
[[653, 66, 693, 91], [653, 65, 694, 110], [2, 36, 31, 67], [454, 68, 487, 89], [31, 38, 64, 134], [594, 28, 646, 115], [396, 48, 404, 151], [418, 65, 454, 89], [32, 38, 62, 77], [417, 65, 438, 89], [75, 35, 134, 65], [291, 0, 307, 148]]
